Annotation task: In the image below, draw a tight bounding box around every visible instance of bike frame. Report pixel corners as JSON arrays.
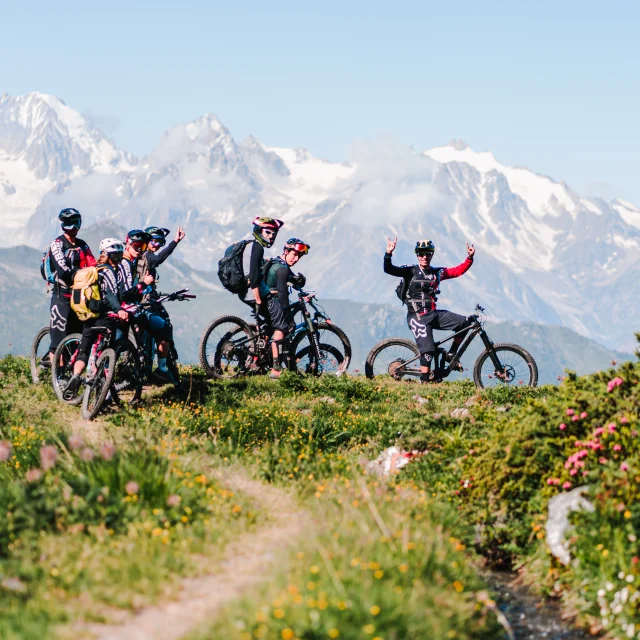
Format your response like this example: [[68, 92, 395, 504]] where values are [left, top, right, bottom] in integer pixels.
[[392, 317, 506, 380]]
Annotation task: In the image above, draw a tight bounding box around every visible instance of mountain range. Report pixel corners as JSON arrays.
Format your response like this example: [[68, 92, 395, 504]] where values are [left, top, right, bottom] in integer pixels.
[[1, 91, 639, 352]]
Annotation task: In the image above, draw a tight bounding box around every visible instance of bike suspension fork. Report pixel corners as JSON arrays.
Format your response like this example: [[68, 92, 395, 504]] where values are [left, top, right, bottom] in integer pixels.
[[479, 330, 504, 372]]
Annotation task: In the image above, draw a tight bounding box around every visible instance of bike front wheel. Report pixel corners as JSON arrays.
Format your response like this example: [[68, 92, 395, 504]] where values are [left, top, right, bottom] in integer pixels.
[[290, 323, 351, 376], [365, 338, 421, 380], [30, 326, 50, 384], [51, 333, 84, 405], [199, 315, 257, 379], [473, 343, 538, 389], [111, 339, 143, 404], [82, 348, 116, 420]]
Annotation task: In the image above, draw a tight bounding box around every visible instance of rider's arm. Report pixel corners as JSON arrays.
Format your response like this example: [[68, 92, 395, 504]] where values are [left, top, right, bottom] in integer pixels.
[[50, 238, 75, 286], [82, 241, 97, 268], [146, 240, 178, 269], [440, 256, 473, 281], [99, 269, 121, 313], [117, 261, 143, 302], [383, 252, 413, 277], [276, 267, 290, 309]]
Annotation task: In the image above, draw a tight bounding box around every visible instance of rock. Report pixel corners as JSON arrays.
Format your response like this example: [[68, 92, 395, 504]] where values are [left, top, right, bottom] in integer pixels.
[[299, 409, 312, 415], [366, 446, 423, 477], [1, 577, 26, 593], [546, 486, 595, 565], [496, 406, 509, 413], [433, 413, 442, 420], [412, 394, 428, 405], [451, 408, 471, 419], [465, 395, 481, 407], [317, 396, 336, 404]]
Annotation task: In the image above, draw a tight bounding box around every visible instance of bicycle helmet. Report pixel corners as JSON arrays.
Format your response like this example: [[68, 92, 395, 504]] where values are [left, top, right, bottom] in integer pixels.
[[415, 239, 435, 255], [145, 226, 170, 247], [58, 207, 82, 231], [252, 216, 284, 248], [126, 229, 151, 244], [284, 238, 310, 255], [99, 237, 125, 255]]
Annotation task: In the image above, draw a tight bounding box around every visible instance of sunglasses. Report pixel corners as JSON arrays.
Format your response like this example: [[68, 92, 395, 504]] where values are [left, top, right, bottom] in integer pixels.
[[130, 241, 148, 252], [416, 252, 434, 257], [149, 238, 166, 248], [109, 252, 124, 262], [262, 229, 277, 237], [62, 220, 82, 230]]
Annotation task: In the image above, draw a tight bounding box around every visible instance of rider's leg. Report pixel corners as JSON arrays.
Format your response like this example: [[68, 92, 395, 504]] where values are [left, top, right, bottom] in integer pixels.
[[49, 289, 74, 361], [266, 298, 289, 378], [431, 311, 471, 361], [270, 332, 285, 377], [64, 321, 94, 397], [407, 312, 436, 381]]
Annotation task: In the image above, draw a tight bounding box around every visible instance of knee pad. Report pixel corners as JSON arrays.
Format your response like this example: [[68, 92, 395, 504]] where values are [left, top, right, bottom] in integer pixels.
[[420, 352, 434, 367]]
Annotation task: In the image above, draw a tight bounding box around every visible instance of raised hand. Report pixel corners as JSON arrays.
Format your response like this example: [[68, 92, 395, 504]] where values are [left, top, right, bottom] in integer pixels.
[[175, 227, 186, 243], [466, 242, 475, 258], [386, 237, 398, 254]]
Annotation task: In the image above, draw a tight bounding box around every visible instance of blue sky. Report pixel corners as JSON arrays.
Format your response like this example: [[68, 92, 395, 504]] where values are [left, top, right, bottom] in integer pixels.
[[1, 0, 638, 204]]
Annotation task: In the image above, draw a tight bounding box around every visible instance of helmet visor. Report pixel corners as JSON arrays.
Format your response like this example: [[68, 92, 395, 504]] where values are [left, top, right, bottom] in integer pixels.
[[130, 241, 148, 252], [286, 242, 309, 255], [62, 218, 81, 230], [149, 237, 166, 248]]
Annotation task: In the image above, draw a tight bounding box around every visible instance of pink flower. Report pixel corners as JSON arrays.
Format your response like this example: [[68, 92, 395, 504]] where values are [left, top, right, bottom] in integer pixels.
[[608, 423, 617, 433], [562, 481, 572, 490], [607, 377, 624, 392], [617, 503, 626, 511], [571, 415, 579, 422], [570, 468, 578, 476], [594, 426, 605, 436], [80, 447, 94, 462], [125, 481, 139, 495], [559, 423, 567, 431], [68, 434, 84, 451], [613, 444, 622, 452], [580, 412, 588, 419], [40, 445, 58, 471], [167, 494, 181, 507], [99, 442, 116, 461], [26, 468, 42, 482], [566, 409, 575, 416], [621, 417, 629, 424], [546, 478, 560, 486], [582, 470, 589, 476], [0, 441, 12, 462], [599, 457, 608, 464], [621, 462, 629, 472]]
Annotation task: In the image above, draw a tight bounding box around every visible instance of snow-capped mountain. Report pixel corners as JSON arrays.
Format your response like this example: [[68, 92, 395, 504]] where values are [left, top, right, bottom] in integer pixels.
[[1, 92, 639, 351]]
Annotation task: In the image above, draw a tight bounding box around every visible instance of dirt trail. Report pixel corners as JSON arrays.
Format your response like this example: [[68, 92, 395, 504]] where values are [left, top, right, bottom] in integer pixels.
[[85, 471, 309, 640]]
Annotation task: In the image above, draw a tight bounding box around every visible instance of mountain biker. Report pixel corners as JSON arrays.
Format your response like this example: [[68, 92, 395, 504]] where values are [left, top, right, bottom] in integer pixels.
[[117, 229, 175, 383], [263, 238, 310, 378], [64, 238, 128, 398], [238, 217, 285, 376], [47, 208, 96, 360], [384, 237, 475, 383]]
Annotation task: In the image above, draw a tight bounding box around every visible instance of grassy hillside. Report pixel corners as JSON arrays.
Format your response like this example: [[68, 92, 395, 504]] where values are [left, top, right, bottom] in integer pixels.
[[2, 349, 639, 638]]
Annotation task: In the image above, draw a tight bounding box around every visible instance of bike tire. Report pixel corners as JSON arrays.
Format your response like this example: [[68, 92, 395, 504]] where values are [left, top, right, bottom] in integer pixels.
[[293, 343, 345, 376], [30, 326, 50, 384], [51, 333, 84, 405], [82, 348, 116, 421], [198, 315, 255, 379], [290, 323, 352, 375], [365, 338, 420, 380], [112, 338, 143, 402], [472, 343, 538, 389]]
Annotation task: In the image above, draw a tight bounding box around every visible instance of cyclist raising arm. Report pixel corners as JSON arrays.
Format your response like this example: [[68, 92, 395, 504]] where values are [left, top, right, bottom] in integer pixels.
[[384, 237, 475, 383]]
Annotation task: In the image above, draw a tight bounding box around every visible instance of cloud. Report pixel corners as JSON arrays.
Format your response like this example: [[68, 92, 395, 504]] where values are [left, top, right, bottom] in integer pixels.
[[342, 135, 451, 226]]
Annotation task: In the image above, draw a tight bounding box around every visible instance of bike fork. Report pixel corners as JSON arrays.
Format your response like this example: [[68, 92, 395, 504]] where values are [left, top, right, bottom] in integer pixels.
[[479, 330, 505, 373]]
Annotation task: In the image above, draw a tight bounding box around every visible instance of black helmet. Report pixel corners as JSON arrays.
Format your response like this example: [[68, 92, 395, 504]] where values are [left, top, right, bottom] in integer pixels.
[[284, 238, 310, 255], [415, 239, 435, 255], [126, 229, 151, 248], [58, 208, 82, 231], [145, 226, 170, 239]]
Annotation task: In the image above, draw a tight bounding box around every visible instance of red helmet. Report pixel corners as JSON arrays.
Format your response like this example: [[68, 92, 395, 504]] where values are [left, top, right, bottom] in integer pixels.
[[284, 238, 310, 255]]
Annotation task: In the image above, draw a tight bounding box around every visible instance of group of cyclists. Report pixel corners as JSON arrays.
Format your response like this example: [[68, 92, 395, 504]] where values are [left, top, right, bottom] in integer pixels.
[[43, 207, 475, 395]]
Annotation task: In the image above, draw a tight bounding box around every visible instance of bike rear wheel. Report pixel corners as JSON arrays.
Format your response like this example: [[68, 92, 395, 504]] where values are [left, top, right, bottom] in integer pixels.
[[473, 343, 538, 389], [51, 333, 84, 405], [199, 315, 257, 379], [365, 338, 421, 380], [82, 348, 116, 420], [30, 326, 50, 384], [290, 323, 351, 375], [111, 339, 143, 404]]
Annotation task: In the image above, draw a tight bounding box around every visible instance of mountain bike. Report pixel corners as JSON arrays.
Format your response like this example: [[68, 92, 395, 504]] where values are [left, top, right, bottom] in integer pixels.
[[199, 288, 351, 379], [51, 332, 84, 404], [365, 305, 538, 389], [30, 326, 51, 384]]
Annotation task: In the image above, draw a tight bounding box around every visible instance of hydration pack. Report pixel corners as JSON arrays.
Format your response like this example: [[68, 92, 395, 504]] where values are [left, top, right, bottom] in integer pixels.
[[70, 266, 104, 321], [40, 246, 56, 284], [218, 240, 253, 293]]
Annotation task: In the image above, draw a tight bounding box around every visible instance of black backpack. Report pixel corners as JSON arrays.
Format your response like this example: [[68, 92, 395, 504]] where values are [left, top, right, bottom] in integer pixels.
[[218, 240, 252, 293]]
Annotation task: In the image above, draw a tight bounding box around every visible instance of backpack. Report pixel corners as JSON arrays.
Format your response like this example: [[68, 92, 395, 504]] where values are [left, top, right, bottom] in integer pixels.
[[40, 246, 56, 284], [395, 278, 409, 304], [217, 240, 253, 293], [70, 266, 104, 321]]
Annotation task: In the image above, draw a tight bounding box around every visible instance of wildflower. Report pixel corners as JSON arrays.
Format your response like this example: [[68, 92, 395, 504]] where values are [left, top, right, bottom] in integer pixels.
[[547, 478, 560, 485], [363, 625, 376, 634], [613, 444, 622, 452], [562, 481, 572, 490], [608, 423, 617, 433], [370, 605, 381, 615], [68, 434, 84, 450], [281, 630, 295, 640], [559, 423, 567, 431], [571, 415, 579, 422], [328, 630, 340, 639], [26, 468, 42, 482], [566, 409, 575, 416], [580, 411, 588, 419], [273, 608, 285, 619], [453, 580, 464, 592], [100, 442, 116, 460], [621, 417, 629, 424], [40, 445, 58, 471], [599, 458, 608, 464], [80, 447, 94, 462], [607, 377, 623, 392], [167, 494, 181, 507], [0, 441, 12, 462], [621, 462, 629, 472], [125, 481, 139, 495]]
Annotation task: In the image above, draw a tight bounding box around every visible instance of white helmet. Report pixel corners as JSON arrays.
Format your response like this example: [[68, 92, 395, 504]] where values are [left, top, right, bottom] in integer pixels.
[[99, 237, 125, 255]]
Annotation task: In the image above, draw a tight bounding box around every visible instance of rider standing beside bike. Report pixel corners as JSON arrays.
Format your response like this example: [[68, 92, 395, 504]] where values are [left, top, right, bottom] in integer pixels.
[[384, 237, 475, 383], [64, 238, 128, 397], [47, 208, 96, 359], [117, 229, 174, 383], [263, 238, 310, 378], [239, 217, 286, 379]]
